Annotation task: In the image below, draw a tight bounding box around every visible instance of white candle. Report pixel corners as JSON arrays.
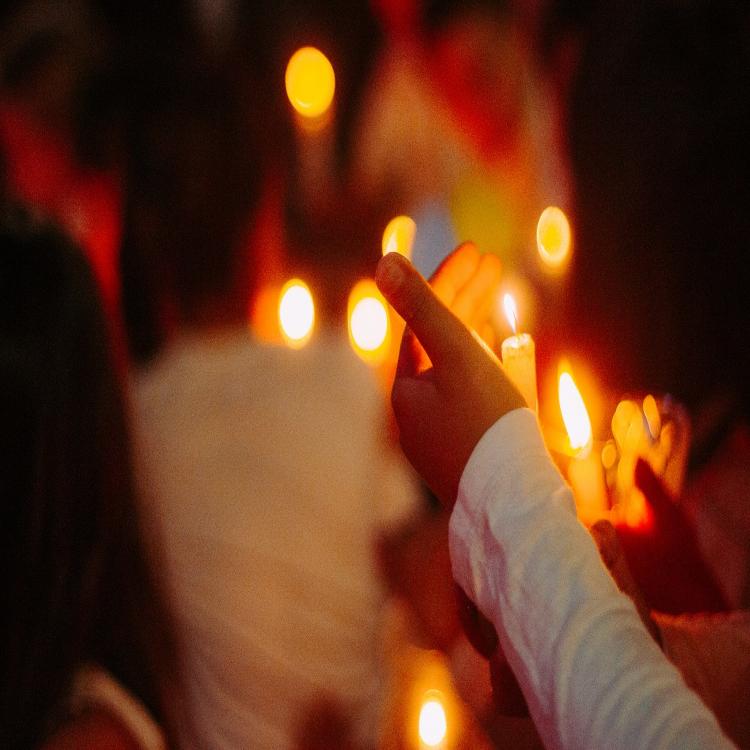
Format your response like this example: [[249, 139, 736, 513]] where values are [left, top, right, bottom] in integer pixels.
[[568, 450, 608, 527], [500, 294, 537, 412]]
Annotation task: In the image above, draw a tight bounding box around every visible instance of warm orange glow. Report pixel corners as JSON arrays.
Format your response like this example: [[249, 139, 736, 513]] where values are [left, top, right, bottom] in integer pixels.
[[601, 441, 618, 470], [285, 47, 335, 119], [382, 215, 416, 259], [278, 279, 314, 348], [348, 279, 390, 364], [537, 206, 572, 269], [418, 692, 447, 747], [642, 394, 661, 440], [351, 298, 388, 350], [610, 398, 655, 529], [558, 369, 593, 454], [503, 293, 518, 335]]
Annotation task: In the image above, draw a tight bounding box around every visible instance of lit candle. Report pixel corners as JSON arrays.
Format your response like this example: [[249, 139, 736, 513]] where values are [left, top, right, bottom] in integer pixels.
[[558, 366, 608, 526], [500, 294, 537, 412]]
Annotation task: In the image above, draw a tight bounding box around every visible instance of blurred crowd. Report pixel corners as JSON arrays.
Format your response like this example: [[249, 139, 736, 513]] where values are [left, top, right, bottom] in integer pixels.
[[1, 0, 749, 748]]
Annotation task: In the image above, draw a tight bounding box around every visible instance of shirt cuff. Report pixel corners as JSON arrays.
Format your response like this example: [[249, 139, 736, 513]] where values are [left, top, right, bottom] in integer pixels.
[[449, 407, 574, 614]]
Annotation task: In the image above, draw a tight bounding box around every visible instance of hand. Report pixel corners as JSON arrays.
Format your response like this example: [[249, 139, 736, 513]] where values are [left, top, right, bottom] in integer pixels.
[[376, 247, 524, 507], [428, 242, 502, 350], [377, 511, 463, 651], [614, 460, 727, 615], [294, 696, 354, 750]]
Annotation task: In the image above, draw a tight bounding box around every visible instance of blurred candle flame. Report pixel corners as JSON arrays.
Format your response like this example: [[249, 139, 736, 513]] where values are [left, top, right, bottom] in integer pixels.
[[278, 279, 314, 348], [558, 369, 593, 454], [285, 47, 336, 119], [418, 692, 447, 747], [537, 206, 572, 269], [503, 293, 518, 335], [382, 215, 416, 259], [348, 279, 389, 364]]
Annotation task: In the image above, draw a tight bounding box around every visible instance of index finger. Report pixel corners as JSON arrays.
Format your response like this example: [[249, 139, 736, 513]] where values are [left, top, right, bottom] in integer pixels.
[[377, 252, 474, 371]]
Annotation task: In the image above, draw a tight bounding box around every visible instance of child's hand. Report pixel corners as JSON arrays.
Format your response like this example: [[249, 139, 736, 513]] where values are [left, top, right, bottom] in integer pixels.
[[376, 248, 524, 507]]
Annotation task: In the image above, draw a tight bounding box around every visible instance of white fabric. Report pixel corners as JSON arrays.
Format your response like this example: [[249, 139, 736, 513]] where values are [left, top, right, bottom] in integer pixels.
[[132, 329, 419, 750], [449, 408, 735, 750], [68, 665, 165, 750]]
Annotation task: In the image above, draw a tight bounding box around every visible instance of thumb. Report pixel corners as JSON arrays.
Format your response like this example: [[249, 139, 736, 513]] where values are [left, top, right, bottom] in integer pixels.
[[376, 253, 474, 370]]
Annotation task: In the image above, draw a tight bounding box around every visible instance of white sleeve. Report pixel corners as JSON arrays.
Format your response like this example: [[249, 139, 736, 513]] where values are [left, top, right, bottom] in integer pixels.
[[449, 408, 735, 750]]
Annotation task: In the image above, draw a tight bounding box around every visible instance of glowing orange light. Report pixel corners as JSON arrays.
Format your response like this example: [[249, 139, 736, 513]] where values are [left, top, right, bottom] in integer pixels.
[[285, 47, 335, 119], [382, 215, 416, 259], [537, 206, 572, 269], [348, 279, 390, 364], [418, 692, 447, 747], [642, 394, 662, 440], [558, 368, 593, 454], [601, 441, 618, 470], [278, 279, 314, 348], [503, 293, 519, 334]]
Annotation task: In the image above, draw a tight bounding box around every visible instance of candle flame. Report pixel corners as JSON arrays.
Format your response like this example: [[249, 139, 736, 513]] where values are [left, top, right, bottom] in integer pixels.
[[382, 215, 416, 259], [537, 206, 572, 269], [503, 293, 518, 335], [278, 279, 314, 348], [285, 47, 335, 119], [348, 279, 390, 364], [418, 693, 447, 747], [558, 369, 593, 453]]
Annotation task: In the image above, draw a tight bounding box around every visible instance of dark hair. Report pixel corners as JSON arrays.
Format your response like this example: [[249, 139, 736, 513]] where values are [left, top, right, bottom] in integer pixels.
[[563, 0, 750, 412], [119, 64, 267, 359], [0, 210, 178, 748], [422, 0, 510, 35], [537, 0, 597, 68]]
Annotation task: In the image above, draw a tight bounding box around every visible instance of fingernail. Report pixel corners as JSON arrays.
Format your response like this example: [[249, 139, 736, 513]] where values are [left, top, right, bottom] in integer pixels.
[[376, 254, 406, 297]]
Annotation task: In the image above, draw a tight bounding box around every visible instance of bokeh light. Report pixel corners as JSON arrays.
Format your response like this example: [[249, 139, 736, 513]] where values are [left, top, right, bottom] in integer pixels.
[[348, 279, 390, 364], [382, 215, 416, 259], [418, 693, 447, 747], [537, 206, 572, 269], [285, 47, 336, 119], [278, 279, 314, 348]]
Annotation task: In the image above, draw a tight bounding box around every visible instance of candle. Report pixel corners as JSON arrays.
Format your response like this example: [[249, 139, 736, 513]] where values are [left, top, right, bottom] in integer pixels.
[[557, 367, 608, 526], [500, 294, 538, 411]]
